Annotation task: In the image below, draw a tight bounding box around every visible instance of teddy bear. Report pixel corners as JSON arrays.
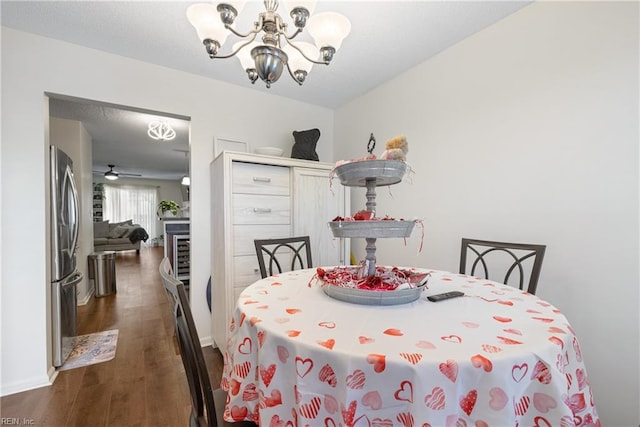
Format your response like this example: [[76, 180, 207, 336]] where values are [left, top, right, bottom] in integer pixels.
[[380, 135, 408, 161]]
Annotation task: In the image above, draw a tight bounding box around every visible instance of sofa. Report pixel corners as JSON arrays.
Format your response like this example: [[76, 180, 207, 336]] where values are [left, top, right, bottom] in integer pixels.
[[93, 219, 149, 254]]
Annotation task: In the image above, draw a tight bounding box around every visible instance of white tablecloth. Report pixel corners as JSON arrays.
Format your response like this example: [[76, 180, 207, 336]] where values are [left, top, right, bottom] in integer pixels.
[[221, 268, 599, 426]]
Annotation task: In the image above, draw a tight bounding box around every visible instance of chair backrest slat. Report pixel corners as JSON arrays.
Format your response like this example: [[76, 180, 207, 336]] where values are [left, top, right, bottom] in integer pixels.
[[459, 238, 546, 294], [254, 236, 313, 279]]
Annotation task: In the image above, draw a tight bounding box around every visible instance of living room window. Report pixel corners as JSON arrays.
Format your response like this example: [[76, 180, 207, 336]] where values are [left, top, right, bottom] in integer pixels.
[[104, 184, 158, 244]]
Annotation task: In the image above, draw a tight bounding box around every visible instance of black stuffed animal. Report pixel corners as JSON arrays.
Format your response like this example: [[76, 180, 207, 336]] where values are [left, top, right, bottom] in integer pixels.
[[291, 128, 320, 161]]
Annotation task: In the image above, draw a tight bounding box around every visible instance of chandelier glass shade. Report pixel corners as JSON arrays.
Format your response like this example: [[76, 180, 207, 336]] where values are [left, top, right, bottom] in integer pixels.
[[147, 121, 176, 141], [187, 0, 351, 88]]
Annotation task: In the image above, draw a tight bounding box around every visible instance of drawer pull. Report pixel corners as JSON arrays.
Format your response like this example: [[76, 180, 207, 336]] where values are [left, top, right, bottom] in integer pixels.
[[253, 208, 272, 213], [252, 177, 272, 183]]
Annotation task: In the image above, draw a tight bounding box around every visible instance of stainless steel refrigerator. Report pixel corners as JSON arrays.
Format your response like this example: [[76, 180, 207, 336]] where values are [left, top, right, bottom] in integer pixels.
[[50, 145, 83, 367]]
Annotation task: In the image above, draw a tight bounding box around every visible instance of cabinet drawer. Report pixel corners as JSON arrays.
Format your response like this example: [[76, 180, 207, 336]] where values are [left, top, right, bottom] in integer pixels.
[[233, 224, 291, 256], [233, 255, 262, 287], [232, 162, 290, 195], [233, 194, 290, 225]]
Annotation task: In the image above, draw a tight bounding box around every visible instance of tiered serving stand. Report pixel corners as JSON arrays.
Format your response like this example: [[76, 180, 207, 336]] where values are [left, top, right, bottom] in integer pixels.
[[323, 159, 425, 305]]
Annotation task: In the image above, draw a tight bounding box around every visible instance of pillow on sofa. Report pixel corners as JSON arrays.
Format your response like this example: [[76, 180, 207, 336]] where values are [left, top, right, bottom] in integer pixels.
[[119, 225, 134, 238], [109, 225, 130, 239], [109, 219, 133, 232], [94, 221, 110, 238]]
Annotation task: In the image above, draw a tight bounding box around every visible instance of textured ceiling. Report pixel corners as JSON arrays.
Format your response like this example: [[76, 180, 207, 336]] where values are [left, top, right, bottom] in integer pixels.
[[49, 96, 191, 181], [3, 1, 532, 180]]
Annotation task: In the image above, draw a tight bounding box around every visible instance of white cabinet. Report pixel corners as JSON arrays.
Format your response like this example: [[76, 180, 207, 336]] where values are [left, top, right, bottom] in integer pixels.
[[211, 152, 349, 347], [293, 168, 348, 268]]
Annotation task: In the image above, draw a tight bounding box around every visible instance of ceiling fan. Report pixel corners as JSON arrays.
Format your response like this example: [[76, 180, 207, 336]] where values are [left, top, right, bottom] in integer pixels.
[[94, 164, 142, 181]]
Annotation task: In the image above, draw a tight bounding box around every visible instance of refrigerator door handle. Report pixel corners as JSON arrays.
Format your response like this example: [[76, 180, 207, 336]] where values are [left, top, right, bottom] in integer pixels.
[[61, 271, 83, 290], [64, 165, 80, 259]]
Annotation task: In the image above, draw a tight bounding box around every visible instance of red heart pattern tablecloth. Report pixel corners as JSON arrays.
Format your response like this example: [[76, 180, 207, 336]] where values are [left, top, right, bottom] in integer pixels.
[[222, 268, 599, 427]]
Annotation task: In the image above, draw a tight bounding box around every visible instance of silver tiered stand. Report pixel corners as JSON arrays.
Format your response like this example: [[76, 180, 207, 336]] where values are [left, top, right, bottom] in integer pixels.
[[325, 160, 423, 305]]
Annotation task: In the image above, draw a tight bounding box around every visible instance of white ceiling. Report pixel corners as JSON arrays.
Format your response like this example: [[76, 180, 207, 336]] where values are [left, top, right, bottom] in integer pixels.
[[2, 0, 532, 180], [48, 95, 192, 181]]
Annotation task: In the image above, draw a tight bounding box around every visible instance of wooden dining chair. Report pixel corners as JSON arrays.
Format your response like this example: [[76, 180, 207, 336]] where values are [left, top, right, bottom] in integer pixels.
[[159, 258, 256, 427], [254, 236, 313, 279], [459, 238, 546, 294]]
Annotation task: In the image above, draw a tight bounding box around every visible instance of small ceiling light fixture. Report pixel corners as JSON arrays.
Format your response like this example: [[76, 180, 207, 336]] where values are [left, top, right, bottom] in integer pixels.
[[180, 150, 190, 186], [105, 164, 119, 181], [148, 120, 176, 141], [186, 1, 351, 88]]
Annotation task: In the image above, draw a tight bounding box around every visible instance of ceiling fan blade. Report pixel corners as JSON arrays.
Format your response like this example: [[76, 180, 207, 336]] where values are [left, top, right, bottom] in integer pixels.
[[93, 164, 142, 178]]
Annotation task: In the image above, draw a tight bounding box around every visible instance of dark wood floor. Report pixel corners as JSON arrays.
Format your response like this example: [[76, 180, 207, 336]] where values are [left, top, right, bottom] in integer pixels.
[[1, 246, 223, 426]]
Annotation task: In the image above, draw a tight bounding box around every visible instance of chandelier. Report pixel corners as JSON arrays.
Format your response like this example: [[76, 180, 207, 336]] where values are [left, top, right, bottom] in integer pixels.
[[186, 1, 351, 88], [148, 121, 176, 141]]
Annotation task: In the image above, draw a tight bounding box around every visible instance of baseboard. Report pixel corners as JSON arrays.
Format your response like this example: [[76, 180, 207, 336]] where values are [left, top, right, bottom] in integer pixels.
[[48, 366, 59, 384], [0, 371, 53, 397], [77, 288, 94, 306], [200, 334, 216, 348]]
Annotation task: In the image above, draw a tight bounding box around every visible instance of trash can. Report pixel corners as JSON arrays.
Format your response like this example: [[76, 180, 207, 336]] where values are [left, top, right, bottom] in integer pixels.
[[88, 251, 116, 297]]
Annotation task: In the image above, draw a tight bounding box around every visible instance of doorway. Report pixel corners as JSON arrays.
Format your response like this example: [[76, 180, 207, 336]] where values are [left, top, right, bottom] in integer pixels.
[[47, 93, 191, 306]]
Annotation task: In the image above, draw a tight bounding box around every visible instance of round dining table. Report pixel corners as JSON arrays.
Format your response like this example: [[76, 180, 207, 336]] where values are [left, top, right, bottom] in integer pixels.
[[221, 267, 599, 426]]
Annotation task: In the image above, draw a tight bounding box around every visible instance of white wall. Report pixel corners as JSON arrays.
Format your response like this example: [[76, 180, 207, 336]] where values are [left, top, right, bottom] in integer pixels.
[[49, 118, 94, 304], [335, 2, 638, 425], [0, 27, 333, 395], [2, 4, 637, 424]]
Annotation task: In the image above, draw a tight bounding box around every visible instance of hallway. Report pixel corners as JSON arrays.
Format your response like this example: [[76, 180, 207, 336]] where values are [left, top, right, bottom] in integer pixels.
[[1, 247, 222, 426]]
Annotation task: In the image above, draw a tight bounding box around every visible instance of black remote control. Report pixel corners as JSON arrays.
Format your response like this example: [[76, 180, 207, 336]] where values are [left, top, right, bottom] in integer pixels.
[[427, 291, 464, 302]]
